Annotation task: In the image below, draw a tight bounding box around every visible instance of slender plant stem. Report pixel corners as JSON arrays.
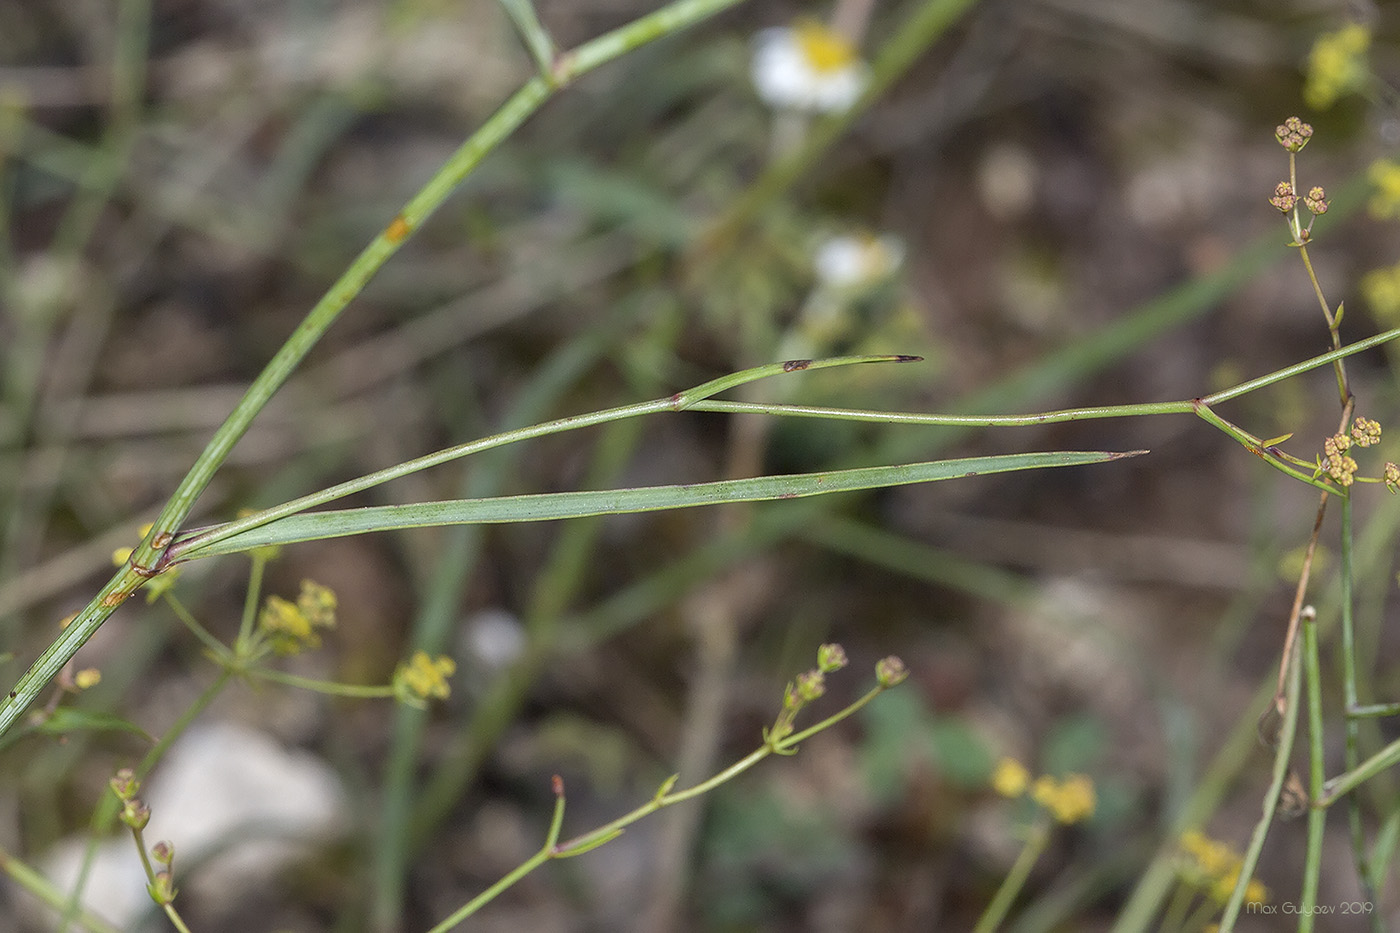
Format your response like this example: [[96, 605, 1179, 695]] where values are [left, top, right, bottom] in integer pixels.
[[1339, 496, 1379, 915], [0, 31, 752, 739], [235, 552, 269, 651], [424, 682, 891, 928], [168, 355, 913, 561], [372, 327, 611, 930], [1219, 623, 1301, 931], [1350, 702, 1400, 718], [130, 0, 751, 575], [496, 0, 556, 75], [1300, 611, 1325, 932], [62, 668, 233, 929], [162, 593, 231, 661], [0, 845, 121, 933], [974, 817, 1051, 933], [243, 667, 394, 698]]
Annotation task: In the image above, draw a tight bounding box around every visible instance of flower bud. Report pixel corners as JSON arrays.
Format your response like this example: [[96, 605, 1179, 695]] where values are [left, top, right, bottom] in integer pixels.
[[1269, 182, 1297, 213], [816, 643, 847, 673], [875, 656, 908, 687], [1274, 116, 1313, 152]]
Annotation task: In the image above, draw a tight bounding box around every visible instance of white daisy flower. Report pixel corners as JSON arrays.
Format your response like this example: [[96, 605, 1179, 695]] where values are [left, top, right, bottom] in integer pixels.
[[813, 232, 904, 289], [751, 20, 869, 114]]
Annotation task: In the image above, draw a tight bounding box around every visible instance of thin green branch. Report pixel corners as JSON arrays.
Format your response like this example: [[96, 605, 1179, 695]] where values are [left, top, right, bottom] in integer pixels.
[[1339, 496, 1378, 913], [974, 817, 1051, 933], [1197, 326, 1399, 406], [1300, 611, 1325, 931], [0, 0, 751, 741], [425, 679, 895, 929], [130, 0, 750, 574], [1349, 703, 1400, 719], [496, 0, 557, 76], [0, 845, 121, 933], [243, 667, 394, 699], [167, 355, 914, 561], [1219, 624, 1301, 930]]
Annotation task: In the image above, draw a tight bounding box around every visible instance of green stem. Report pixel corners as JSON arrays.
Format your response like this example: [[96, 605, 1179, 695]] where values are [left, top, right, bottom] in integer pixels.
[[1320, 735, 1400, 806], [162, 593, 231, 661], [974, 817, 1051, 933], [496, 0, 556, 75], [244, 666, 394, 698], [1195, 327, 1396, 406], [1190, 406, 1338, 493], [62, 669, 233, 927], [425, 682, 893, 928], [235, 552, 269, 652], [0, 845, 121, 933], [1299, 612, 1325, 931], [1219, 624, 1302, 930], [167, 356, 911, 562], [160, 904, 193, 933], [129, 0, 750, 573], [1301, 246, 1349, 399], [1339, 497, 1378, 913], [1349, 703, 1400, 719]]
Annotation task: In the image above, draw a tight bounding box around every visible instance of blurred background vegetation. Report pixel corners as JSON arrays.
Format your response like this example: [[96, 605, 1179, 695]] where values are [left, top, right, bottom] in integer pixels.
[[2, 0, 1400, 930]]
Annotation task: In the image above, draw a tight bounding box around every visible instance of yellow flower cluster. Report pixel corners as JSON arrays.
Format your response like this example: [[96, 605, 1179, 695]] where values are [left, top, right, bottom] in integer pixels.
[[258, 580, 338, 655], [1321, 432, 1359, 486], [1303, 23, 1371, 110], [1369, 161, 1400, 219], [1178, 829, 1268, 905], [991, 757, 1095, 824], [1362, 263, 1400, 324], [1351, 416, 1382, 447], [394, 651, 456, 706]]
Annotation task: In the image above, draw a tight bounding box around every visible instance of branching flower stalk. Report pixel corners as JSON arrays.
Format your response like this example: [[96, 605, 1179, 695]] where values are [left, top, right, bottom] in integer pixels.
[[976, 758, 1096, 932], [1221, 118, 1390, 933], [108, 770, 190, 933], [423, 649, 907, 931]]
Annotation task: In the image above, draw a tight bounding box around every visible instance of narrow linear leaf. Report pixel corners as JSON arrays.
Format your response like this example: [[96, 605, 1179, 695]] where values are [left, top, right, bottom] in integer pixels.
[[33, 707, 155, 742], [178, 450, 1145, 560]]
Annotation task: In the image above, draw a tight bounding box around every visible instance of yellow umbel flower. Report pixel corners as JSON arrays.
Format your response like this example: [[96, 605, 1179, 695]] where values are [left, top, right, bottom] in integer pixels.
[[258, 580, 337, 655], [394, 651, 456, 706], [1030, 773, 1096, 824], [1303, 23, 1371, 110], [1177, 829, 1268, 905], [1369, 160, 1400, 219], [1362, 263, 1400, 324], [990, 757, 1030, 798], [296, 579, 338, 629]]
